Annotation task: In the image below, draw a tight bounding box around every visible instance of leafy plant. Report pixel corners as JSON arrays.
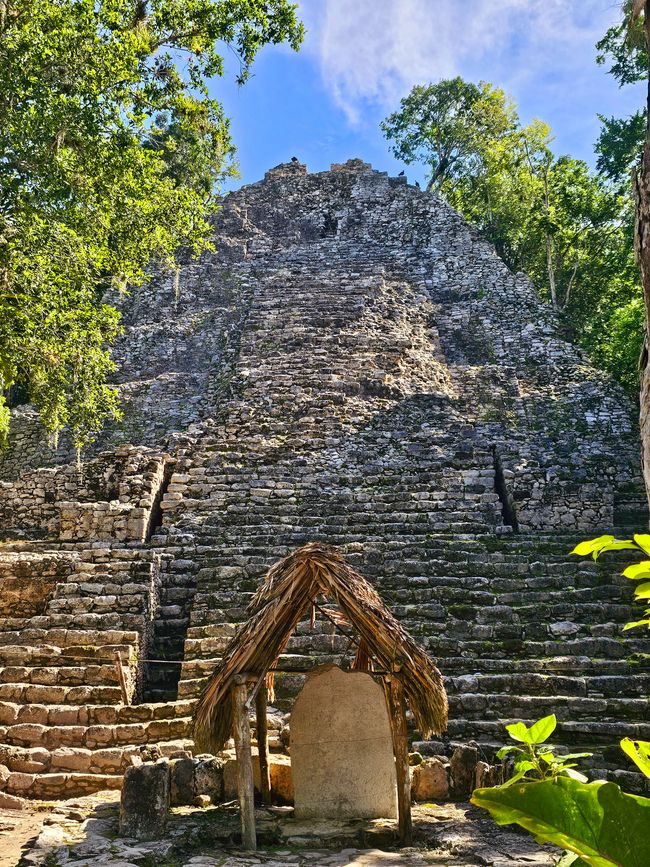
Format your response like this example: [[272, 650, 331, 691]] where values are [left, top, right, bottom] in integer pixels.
[[472, 775, 650, 867], [381, 75, 642, 393], [0, 1, 303, 451], [570, 534, 650, 631], [496, 713, 591, 787], [472, 712, 650, 866]]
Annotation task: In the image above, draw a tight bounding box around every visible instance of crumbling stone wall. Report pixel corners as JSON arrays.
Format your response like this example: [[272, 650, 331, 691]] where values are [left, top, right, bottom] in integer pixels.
[[0, 446, 170, 542]]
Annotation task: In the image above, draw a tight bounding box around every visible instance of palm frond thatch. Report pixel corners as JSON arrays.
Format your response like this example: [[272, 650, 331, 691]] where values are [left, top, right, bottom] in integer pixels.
[[193, 543, 448, 753]]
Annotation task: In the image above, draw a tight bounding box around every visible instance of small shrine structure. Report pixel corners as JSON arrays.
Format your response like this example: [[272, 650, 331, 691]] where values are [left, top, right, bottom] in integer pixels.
[[193, 542, 448, 849]]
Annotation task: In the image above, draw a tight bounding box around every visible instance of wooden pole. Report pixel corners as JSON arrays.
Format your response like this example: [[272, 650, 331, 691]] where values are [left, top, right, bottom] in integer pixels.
[[114, 651, 130, 705], [255, 684, 271, 805], [386, 676, 412, 846], [232, 677, 257, 850]]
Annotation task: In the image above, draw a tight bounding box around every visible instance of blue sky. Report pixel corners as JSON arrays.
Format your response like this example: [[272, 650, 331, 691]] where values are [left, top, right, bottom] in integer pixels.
[[212, 0, 647, 191]]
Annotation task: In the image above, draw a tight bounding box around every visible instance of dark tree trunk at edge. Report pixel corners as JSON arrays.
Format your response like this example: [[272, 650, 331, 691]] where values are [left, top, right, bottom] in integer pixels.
[[635, 1, 650, 512]]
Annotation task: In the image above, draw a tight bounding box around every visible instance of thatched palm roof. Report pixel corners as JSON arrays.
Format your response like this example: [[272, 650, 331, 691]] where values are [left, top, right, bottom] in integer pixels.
[[193, 543, 448, 753]]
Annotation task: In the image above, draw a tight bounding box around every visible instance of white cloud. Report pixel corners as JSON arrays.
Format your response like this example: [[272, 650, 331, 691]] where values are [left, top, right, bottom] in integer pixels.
[[297, 0, 622, 125]]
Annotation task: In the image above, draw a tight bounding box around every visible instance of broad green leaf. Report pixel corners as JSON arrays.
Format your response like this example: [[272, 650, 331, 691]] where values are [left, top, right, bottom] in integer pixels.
[[559, 753, 593, 761], [623, 619, 650, 631], [560, 768, 589, 782], [506, 721, 532, 743], [570, 536, 616, 557], [633, 582, 650, 599], [471, 776, 650, 867], [622, 562, 650, 580], [528, 714, 557, 744], [620, 738, 650, 779], [633, 534, 650, 556], [557, 855, 588, 867], [496, 745, 524, 759]]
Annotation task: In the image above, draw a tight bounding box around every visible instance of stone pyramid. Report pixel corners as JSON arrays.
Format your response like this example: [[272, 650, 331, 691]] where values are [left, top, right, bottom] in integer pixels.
[[0, 158, 648, 802]]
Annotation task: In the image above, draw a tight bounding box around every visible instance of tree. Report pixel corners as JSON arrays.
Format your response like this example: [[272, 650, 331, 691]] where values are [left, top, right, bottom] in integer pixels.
[[0, 0, 303, 453], [624, 0, 650, 508], [381, 77, 643, 392], [380, 78, 516, 192]]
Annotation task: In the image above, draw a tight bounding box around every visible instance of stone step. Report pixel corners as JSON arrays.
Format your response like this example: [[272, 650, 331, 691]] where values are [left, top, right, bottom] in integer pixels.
[[0, 643, 135, 666], [0, 699, 194, 727], [0, 738, 193, 777], [1, 770, 123, 799], [445, 717, 650, 744], [11, 613, 146, 631], [445, 672, 650, 698], [447, 692, 650, 721], [0, 682, 124, 705], [0, 664, 121, 687], [0, 628, 140, 648], [437, 656, 650, 676], [1, 716, 193, 750]]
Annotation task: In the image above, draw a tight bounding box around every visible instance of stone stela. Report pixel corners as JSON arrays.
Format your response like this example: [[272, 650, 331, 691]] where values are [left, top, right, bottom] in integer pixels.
[[290, 665, 398, 820]]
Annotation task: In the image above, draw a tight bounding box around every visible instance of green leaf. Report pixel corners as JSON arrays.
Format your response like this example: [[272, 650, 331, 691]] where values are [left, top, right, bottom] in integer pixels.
[[620, 738, 650, 779], [633, 582, 650, 599], [623, 619, 650, 631], [471, 776, 650, 867], [622, 562, 650, 581], [570, 536, 616, 557], [557, 855, 588, 867], [506, 721, 532, 744], [559, 753, 594, 761], [633, 534, 650, 556], [528, 714, 557, 744], [560, 768, 589, 783], [496, 745, 525, 759]]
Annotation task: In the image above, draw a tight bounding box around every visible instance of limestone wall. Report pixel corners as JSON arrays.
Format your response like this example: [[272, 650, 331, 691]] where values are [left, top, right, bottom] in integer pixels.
[[0, 446, 170, 542]]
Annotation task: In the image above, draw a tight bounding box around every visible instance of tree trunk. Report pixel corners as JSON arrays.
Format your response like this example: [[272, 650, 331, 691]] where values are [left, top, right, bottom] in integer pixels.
[[635, 1, 650, 512]]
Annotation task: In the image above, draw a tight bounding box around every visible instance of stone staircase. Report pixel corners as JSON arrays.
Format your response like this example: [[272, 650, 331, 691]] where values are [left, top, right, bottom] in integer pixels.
[[164, 530, 650, 791], [0, 543, 195, 799]]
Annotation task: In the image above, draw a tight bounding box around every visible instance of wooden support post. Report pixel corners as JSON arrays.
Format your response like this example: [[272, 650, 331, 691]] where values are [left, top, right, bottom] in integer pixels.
[[114, 651, 130, 705], [255, 684, 271, 805], [387, 676, 412, 846], [232, 677, 257, 850]]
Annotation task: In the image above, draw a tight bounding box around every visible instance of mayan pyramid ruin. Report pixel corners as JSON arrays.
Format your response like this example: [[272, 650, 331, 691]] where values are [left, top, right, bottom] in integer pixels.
[[1, 158, 649, 802]]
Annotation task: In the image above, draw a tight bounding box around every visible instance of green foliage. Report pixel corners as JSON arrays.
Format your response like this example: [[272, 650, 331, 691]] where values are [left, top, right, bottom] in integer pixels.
[[596, 1, 648, 87], [620, 738, 650, 778], [473, 712, 650, 866], [380, 77, 516, 192], [472, 776, 650, 867], [595, 113, 646, 187], [380, 76, 643, 393], [571, 534, 650, 630], [0, 1, 303, 449], [496, 714, 590, 788]]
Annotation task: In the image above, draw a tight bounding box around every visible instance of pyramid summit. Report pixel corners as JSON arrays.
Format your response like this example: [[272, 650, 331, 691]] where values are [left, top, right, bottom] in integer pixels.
[[0, 159, 648, 801]]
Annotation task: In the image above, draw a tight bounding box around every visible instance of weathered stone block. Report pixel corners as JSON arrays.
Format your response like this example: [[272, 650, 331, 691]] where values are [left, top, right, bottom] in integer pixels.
[[411, 758, 449, 802], [119, 759, 170, 840], [450, 745, 479, 800]]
